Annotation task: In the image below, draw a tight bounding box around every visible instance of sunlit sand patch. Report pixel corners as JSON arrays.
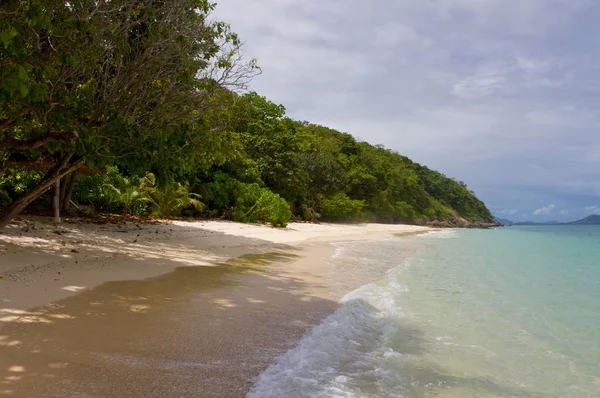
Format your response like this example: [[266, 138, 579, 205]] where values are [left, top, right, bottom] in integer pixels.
[[0, 310, 28, 315], [211, 299, 238, 308], [0, 309, 74, 324], [84, 312, 106, 316], [48, 314, 75, 320], [0, 315, 52, 324], [246, 298, 266, 304], [7, 366, 24, 373], [4, 376, 22, 382], [129, 305, 151, 313], [0, 339, 21, 347], [0, 337, 21, 347], [62, 286, 87, 292]]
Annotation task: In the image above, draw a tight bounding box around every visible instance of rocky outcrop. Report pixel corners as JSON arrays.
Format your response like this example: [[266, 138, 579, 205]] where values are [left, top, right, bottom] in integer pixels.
[[427, 217, 502, 229]]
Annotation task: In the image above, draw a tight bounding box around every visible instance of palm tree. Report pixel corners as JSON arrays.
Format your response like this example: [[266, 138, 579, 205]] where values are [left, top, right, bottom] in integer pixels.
[[104, 177, 149, 215], [146, 183, 204, 218]]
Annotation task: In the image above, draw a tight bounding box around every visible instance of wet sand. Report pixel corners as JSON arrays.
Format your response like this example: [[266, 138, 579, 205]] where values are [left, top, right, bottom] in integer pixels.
[[0, 217, 429, 397], [0, 247, 339, 397]]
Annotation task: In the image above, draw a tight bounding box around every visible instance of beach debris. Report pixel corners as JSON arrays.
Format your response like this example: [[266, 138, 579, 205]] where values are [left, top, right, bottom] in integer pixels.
[[71, 249, 79, 253], [0, 276, 3, 279]]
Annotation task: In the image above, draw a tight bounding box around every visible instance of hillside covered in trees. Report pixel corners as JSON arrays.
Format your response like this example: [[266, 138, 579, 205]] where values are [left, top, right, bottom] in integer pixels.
[[0, 0, 495, 228]]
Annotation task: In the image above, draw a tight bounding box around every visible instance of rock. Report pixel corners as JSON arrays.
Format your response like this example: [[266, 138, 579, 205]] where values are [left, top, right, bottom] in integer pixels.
[[428, 218, 503, 229]]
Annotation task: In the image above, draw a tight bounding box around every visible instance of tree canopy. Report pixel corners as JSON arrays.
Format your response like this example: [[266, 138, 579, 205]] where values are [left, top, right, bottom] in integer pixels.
[[0, 1, 494, 228]]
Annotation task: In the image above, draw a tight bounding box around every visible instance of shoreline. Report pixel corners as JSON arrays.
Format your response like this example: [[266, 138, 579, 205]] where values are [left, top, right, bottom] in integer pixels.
[[0, 217, 429, 397], [0, 217, 430, 310]]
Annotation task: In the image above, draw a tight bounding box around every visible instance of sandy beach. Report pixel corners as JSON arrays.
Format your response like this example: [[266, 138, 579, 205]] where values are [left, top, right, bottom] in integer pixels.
[[0, 217, 429, 397]]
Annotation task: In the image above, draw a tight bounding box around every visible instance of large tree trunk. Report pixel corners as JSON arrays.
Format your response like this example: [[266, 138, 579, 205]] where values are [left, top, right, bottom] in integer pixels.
[[0, 153, 83, 230], [59, 176, 67, 205], [61, 172, 77, 214]]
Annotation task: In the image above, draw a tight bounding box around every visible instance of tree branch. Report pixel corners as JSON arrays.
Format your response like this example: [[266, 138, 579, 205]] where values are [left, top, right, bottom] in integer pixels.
[[0, 131, 78, 150]]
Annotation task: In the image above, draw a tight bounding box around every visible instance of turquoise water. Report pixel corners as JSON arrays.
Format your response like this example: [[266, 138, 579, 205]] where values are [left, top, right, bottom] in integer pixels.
[[249, 227, 600, 397]]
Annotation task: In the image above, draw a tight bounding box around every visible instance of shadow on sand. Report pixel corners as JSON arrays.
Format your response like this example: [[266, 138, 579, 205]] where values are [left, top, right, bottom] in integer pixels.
[[0, 220, 544, 398]]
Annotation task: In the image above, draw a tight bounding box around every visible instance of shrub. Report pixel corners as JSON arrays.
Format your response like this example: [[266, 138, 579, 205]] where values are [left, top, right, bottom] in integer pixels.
[[104, 177, 150, 215], [232, 182, 292, 227], [394, 201, 417, 221], [72, 166, 125, 212], [318, 193, 365, 220], [0, 167, 44, 207], [146, 183, 205, 218]]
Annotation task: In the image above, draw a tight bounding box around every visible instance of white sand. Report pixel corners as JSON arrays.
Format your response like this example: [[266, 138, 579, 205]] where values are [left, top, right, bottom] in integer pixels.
[[0, 217, 429, 310], [0, 217, 430, 397]]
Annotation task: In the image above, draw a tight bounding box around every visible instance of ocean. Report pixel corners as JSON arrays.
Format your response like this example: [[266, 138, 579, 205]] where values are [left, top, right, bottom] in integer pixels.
[[248, 226, 600, 397]]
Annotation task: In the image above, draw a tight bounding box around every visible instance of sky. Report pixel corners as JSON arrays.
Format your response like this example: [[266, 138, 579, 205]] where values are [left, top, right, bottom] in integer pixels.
[[213, 0, 600, 222]]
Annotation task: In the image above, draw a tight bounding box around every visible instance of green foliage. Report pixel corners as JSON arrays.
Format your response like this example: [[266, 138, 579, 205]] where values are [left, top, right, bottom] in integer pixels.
[[0, 1, 494, 228], [104, 177, 151, 216], [0, 0, 260, 226], [318, 193, 365, 221], [72, 167, 126, 212], [199, 170, 237, 211], [232, 183, 292, 227], [146, 183, 205, 218], [0, 167, 43, 198], [230, 93, 313, 202]]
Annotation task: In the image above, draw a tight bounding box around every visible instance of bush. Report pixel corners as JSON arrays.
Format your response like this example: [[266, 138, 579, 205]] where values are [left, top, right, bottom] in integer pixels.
[[0, 167, 44, 204], [146, 182, 204, 218], [394, 201, 417, 221], [200, 171, 236, 211], [232, 182, 292, 227], [104, 177, 151, 215], [72, 166, 125, 212], [318, 193, 365, 220]]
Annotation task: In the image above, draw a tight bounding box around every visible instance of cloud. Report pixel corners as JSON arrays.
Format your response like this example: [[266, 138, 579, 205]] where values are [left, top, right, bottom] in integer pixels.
[[584, 206, 600, 215], [533, 204, 556, 216], [497, 208, 518, 215], [213, 0, 600, 222]]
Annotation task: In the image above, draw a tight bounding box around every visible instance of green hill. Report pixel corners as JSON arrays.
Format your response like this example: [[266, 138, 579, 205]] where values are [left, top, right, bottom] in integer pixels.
[[0, 1, 495, 229]]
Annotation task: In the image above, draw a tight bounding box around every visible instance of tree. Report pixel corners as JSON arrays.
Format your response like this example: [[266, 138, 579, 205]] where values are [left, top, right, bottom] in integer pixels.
[[0, 0, 259, 228], [230, 93, 313, 202]]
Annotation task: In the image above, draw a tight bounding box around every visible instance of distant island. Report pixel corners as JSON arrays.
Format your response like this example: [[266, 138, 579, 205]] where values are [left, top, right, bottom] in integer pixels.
[[569, 215, 600, 225], [495, 215, 600, 226]]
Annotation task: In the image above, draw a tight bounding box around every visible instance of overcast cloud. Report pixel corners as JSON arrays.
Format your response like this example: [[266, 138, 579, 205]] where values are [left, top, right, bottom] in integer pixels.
[[214, 0, 600, 222]]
